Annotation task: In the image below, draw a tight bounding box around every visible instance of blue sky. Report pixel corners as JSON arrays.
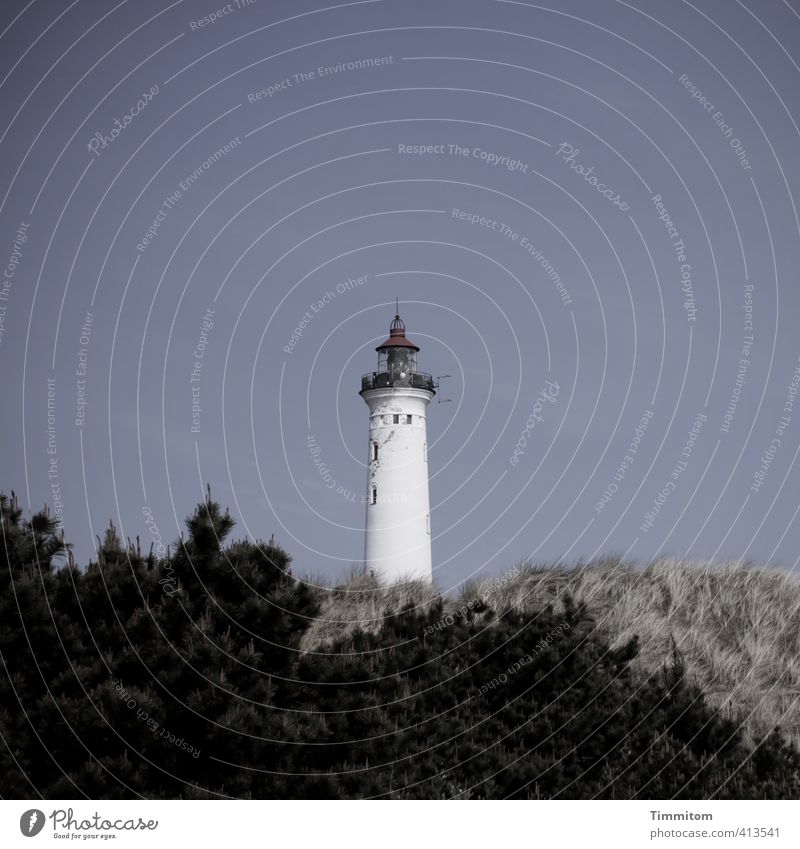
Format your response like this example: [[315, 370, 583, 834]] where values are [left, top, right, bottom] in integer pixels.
[[2, 0, 800, 589]]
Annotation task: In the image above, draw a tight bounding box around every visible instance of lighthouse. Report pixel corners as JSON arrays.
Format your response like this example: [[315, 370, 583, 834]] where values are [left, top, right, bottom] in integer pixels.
[[360, 310, 435, 583]]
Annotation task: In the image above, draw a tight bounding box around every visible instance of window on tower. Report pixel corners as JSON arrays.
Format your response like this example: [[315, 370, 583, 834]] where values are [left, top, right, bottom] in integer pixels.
[[371, 486, 377, 505], [372, 442, 378, 461], [393, 414, 399, 424], [406, 414, 412, 424]]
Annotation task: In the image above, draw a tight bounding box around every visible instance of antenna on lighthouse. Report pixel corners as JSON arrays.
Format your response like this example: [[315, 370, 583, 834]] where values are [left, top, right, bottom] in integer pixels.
[[435, 375, 452, 403]]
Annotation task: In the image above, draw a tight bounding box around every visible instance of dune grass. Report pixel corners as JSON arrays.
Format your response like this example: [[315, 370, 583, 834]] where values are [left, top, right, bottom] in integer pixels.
[[298, 566, 441, 652], [300, 557, 800, 748]]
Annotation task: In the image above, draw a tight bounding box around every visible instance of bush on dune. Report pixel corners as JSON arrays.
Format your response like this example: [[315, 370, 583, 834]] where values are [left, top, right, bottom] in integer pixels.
[[2, 490, 799, 798]]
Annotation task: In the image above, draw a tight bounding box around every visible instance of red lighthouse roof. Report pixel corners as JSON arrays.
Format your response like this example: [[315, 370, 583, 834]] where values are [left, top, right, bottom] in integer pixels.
[[376, 312, 420, 352]]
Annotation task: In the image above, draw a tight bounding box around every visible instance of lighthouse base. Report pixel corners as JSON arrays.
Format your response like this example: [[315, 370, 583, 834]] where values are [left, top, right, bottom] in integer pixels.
[[362, 386, 433, 584]]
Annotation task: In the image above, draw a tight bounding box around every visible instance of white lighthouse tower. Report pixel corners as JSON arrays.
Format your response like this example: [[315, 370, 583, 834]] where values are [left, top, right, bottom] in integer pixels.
[[360, 309, 435, 583]]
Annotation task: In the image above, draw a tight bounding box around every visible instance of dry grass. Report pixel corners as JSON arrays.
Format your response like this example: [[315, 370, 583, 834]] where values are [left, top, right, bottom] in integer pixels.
[[299, 558, 800, 747], [459, 556, 800, 748], [298, 567, 441, 653]]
